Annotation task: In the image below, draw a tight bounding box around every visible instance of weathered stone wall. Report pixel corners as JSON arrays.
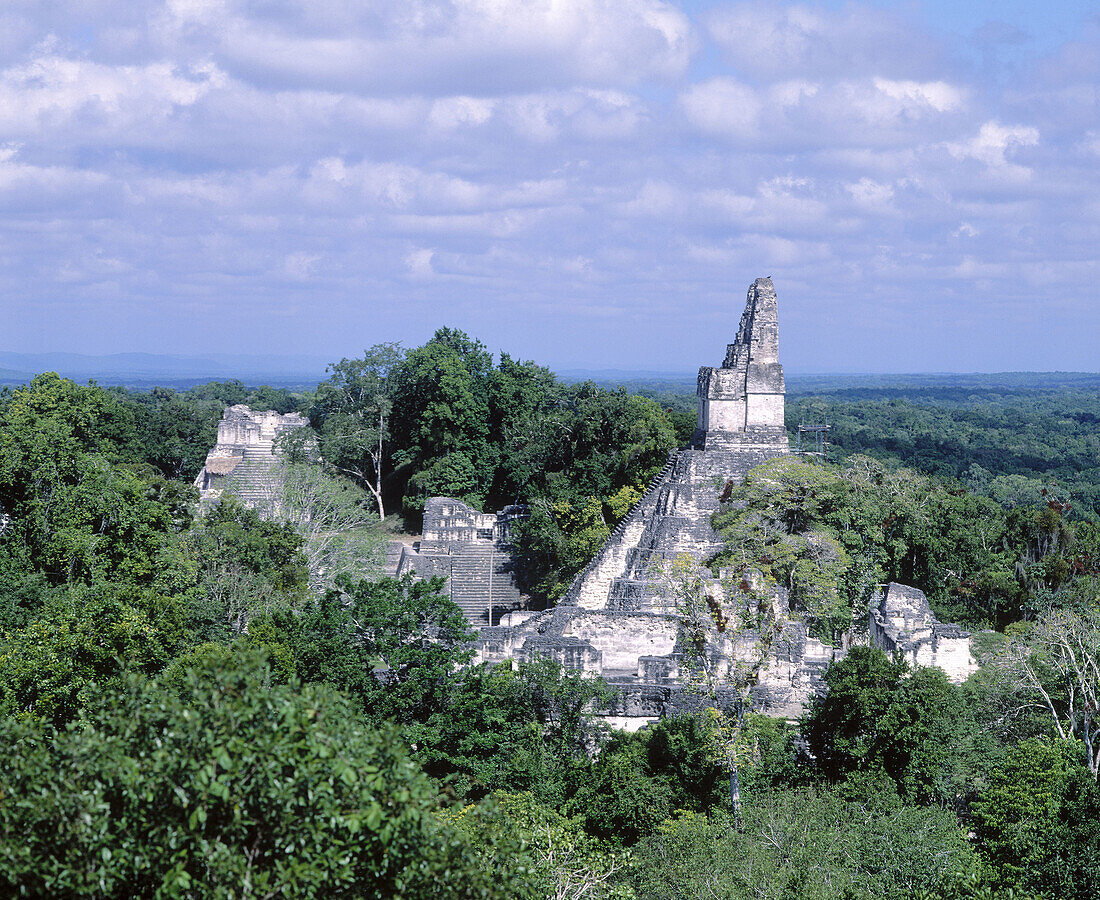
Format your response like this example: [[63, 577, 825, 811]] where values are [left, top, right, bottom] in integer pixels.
[[194, 405, 307, 510], [559, 611, 680, 674], [420, 497, 501, 550], [396, 498, 528, 627], [694, 277, 787, 445], [869, 582, 976, 682]]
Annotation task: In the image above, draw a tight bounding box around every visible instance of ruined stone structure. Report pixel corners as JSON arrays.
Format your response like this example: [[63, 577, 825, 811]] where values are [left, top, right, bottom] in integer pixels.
[[692, 277, 789, 454], [381, 277, 976, 726], [397, 497, 528, 627], [562, 278, 792, 615], [193, 405, 308, 510], [473, 278, 837, 723], [870, 583, 977, 683], [467, 277, 976, 726]]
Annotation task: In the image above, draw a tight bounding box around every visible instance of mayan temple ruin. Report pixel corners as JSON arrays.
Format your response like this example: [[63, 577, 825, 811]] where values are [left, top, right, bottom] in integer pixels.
[[463, 277, 975, 725], [395, 497, 528, 626], [193, 405, 308, 510]]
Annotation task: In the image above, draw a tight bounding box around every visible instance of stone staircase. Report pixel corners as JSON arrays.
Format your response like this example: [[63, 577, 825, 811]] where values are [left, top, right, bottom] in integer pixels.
[[225, 443, 279, 507], [448, 543, 524, 626], [561, 452, 678, 609], [562, 446, 789, 612]]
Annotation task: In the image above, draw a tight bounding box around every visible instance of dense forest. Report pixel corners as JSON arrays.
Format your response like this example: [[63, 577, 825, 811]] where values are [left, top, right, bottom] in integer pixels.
[[0, 339, 1097, 898]]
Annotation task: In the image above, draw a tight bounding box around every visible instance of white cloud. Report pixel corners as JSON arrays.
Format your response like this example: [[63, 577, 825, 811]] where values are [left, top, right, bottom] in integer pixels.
[[954, 255, 1010, 279], [0, 145, 110, 205], [282, 252, 320, 280], [621, 180, 682, 217], [947, 121, 1040, 179], [706, 2, 948, 80], [197, 0, 694, 94], [846, 178, 895, 210], [499, 90, 645, 142], [872, 78, 964, 113], [428, 96, 496, 130], [680, 78, 762, 139], [405, 247, 435, 277], [0, 1, 1094, 372], [0, 54, 227, 138], [680, 75, 966, 149]]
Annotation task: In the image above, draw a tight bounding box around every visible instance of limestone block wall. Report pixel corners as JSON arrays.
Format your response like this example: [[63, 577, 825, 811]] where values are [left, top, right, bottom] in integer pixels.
[[396, 547, 452, 581], [558, 611, 680, 674], [699, 396, 748, 433], [514, 636, 603, 673], [869, 582, 976, 683], [745, 389, 785, 429], [476, 625, 534, 665]]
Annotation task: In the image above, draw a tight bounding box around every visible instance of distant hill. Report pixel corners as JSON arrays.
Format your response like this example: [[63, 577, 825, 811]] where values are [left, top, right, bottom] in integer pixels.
[[560, 370, 1100, 401], [0, 351, 330, 390], [3, 352, 1097, 398]]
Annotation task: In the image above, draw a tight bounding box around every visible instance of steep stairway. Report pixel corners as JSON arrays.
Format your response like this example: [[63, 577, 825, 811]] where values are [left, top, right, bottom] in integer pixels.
[[448, 543, 524, 626], [224, 443, 279, 506]]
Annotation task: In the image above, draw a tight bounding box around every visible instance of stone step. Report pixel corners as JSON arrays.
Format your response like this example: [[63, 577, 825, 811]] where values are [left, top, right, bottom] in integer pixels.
[[444, 543, 524, 626], [384, 541, 408, 575]]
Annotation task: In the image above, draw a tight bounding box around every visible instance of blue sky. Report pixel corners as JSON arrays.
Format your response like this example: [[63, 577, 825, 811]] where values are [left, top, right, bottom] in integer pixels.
[[1, 1, 1097, 373]]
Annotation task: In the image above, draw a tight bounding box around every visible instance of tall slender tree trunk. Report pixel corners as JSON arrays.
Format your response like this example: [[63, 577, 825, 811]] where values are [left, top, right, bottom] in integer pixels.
[[374, 409, 386, 521], [729, 759, 743, 831]]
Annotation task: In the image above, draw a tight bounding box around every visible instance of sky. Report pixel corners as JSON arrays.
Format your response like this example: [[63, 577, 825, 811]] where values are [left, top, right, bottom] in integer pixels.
[[0, 1, 1097, 374]]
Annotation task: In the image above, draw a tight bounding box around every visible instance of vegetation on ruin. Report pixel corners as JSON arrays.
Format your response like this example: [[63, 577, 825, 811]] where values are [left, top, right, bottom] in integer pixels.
[[0, 357, 1099, 896]]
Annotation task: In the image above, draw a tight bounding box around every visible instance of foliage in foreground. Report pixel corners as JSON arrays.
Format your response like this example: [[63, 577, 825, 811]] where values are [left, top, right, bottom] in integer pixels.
[[0, 653, 511, 899], [632, 785, 980, 900]]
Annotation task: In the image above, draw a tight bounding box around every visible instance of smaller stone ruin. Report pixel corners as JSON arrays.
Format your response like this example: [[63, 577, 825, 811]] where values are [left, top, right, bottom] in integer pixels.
[[193, 405, 308, 510], [396, 497, 529, 627], [869, 582, 977, 682]]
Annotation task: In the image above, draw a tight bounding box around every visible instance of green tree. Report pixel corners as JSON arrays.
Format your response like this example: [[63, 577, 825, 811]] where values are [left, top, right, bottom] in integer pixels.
[[972, 737, 1100, 897], [632, 786, 979, 900], [802, 646, 979, 805], [390, 328, 495, 520], [0, 652, 509, 898], [989, 605, 1100, 779], [415, 657, 612, 807], [187, 497, 308, 643], [448, 792, 633, 900], [273, 574, 474, 726], [124, 385, 218, 481], [0, 373, 184, 584], [487, 352, 565, 506], [310, 343, 405, 519], [0, 584, 184, 726], [568, 731, 672, 845]]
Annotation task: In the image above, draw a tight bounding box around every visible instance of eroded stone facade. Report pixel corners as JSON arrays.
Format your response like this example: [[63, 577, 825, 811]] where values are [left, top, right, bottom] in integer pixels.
[[423, 277, 975, 725], [397, 497, 528, 627], [870, 582, 977, 683], [193, 405, 307, 510], [693, 278, 789, 453]]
